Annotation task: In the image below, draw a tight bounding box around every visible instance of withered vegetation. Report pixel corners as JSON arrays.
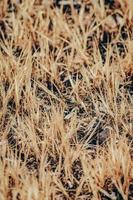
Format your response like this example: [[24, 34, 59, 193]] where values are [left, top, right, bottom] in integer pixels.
[[0, 0, 133, 199]]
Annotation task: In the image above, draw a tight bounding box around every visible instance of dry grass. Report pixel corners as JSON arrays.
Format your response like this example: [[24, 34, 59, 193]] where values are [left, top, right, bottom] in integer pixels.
[[0, 0, 133, 199]]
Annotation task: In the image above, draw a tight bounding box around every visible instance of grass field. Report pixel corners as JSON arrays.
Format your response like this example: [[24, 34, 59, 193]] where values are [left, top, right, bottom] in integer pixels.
[[0, 0, 133, 199]]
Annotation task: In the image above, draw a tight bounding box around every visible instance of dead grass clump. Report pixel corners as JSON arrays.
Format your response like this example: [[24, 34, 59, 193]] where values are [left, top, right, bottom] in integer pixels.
[[0, 0, 133, 199]]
